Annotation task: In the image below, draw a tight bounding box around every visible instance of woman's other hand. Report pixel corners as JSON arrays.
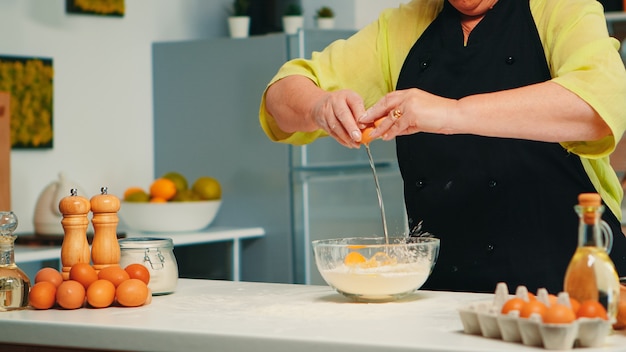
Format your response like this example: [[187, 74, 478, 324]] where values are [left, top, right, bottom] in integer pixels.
[[265, 75, 366, 148], [359, 88, 457, 141], [310, 89, 366, 148]]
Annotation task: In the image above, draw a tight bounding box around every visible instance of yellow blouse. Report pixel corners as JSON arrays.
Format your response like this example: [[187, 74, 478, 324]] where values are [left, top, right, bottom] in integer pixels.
[[259, 0, 626, 217]]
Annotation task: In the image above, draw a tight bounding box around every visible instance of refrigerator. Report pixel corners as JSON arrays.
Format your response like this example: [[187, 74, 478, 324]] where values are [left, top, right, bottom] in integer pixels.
[[288, 30, 407, 285]]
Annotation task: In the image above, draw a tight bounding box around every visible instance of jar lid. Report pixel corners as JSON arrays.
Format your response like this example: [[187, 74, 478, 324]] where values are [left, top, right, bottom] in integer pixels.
[[118, 237, 173, 249]]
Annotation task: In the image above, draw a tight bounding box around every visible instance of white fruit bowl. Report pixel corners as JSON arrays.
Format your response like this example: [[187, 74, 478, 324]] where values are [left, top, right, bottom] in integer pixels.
[[119, 200, 221, 233]]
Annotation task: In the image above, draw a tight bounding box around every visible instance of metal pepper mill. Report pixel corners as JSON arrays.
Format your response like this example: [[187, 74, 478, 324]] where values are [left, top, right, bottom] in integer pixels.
[[59, 188, 91, 280], [90, 187, 121, 272]]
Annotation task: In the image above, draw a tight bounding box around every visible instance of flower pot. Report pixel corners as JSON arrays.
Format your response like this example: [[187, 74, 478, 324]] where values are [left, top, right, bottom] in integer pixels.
[[282, 15, 304, 35], [316, 18, 335, 29], [228, 16, 250, 38]]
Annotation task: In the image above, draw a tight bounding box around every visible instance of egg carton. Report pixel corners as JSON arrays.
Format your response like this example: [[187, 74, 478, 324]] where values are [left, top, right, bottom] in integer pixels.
[[458, 283, 612, 350]]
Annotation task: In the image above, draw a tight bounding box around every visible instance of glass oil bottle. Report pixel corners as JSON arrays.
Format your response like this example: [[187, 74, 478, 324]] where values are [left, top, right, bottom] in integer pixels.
[[563, 193, 620, 322], [0, 211, 30, 311]]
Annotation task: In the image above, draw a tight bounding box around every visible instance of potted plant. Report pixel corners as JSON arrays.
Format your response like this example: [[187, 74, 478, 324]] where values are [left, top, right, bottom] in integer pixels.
[[315, 6, 335, 29], [228, 0, 250, 38], [282, 3, 304, 35]]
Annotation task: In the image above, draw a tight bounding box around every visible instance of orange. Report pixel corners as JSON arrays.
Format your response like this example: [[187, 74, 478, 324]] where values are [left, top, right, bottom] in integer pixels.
[[149, 178, 177, 201], [125, 263, 151, 285], [344, 251, 367, 266], [577, 300, 608, 320], [150, 196, 167, 203], [543, 303, 577, 324]]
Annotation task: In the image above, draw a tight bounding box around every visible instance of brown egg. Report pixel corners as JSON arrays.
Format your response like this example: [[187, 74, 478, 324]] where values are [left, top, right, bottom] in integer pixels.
[[116, 278, 148, 307], [34, 267, 63, 288], [29, 281, 57, 310], [69, 263, 98, 289], [98, 266, 130, 287], [56, 280, 86, 310], [124, 264, 150, 285], [543, 303, 577, 324], [87, 279, 116, 308]]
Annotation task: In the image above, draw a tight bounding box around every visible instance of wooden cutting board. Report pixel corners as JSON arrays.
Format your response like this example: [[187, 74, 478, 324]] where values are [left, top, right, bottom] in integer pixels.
[[0, 92, 10, 211]]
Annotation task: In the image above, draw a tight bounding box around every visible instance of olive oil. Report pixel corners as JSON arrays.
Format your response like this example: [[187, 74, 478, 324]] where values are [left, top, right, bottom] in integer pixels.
[[0, 212, 31, 311], [0, 267, 30, 311], [563, 193, 620, 322]]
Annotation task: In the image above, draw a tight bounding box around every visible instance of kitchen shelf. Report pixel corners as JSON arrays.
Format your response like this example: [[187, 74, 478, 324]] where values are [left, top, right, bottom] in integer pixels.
[[15, 226, 265, 282]]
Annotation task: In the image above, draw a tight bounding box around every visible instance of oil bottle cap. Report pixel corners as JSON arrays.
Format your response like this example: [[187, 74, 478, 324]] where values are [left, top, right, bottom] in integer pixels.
[[578, 193, 601, 207]]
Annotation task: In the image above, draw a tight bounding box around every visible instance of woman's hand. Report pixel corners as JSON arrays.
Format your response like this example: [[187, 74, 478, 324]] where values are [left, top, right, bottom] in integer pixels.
[[265, 76, 368, 148], [359, 88, 457, 141], [310, 89, 367, 148]]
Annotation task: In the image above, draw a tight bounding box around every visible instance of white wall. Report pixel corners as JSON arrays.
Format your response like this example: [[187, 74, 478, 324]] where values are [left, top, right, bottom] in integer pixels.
[[302, 0, 408, 29], [0, 0, 229, 233]]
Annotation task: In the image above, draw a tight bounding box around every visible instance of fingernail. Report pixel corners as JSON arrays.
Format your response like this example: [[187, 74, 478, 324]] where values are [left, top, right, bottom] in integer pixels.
[[358, 110, 368, 122], [351, 130, 361, 141]]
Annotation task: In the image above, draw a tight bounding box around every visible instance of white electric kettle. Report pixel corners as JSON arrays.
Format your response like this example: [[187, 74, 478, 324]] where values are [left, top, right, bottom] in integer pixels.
[[33, 172, 91, 236]]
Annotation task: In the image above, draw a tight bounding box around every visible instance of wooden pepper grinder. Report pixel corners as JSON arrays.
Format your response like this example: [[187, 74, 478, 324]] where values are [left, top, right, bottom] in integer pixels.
[[90, 186, 121, 272], [59, 188, 91, 280]]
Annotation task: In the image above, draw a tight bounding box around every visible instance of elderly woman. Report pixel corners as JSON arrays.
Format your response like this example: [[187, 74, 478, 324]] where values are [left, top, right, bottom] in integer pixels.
[[259, 0, 626, 293]]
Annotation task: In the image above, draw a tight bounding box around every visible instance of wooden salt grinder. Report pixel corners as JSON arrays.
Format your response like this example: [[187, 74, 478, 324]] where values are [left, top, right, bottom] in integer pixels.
[[90, 187, 121, 271], [59, 188, 91, 280]]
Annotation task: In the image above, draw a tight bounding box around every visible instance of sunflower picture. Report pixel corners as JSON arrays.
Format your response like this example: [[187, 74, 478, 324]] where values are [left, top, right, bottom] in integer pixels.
[[66, 0, 125, 17], [0, 56, 54, 149]]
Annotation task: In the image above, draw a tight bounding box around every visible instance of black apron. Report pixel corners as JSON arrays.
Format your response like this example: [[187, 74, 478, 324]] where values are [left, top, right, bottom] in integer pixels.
[[395, 0, 626, 293]]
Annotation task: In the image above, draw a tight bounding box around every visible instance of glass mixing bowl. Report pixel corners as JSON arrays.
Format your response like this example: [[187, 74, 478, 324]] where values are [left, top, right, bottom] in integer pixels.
[[312, 236, 440, 302]]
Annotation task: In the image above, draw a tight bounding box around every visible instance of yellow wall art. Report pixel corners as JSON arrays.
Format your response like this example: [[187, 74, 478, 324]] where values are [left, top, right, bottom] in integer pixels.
[[66, 0, 125, 17], [0, 56, 54, 149]]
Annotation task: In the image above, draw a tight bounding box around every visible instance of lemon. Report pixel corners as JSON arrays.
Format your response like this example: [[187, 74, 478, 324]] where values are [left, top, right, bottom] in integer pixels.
[[192, 176, 221, 200], [161, 171, 188, 193], [124, 190, 150, 202], [172, 189, 202, 202]]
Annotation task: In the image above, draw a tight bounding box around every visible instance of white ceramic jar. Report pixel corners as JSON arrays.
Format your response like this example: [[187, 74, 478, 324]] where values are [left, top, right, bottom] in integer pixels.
[[118, 237, 178, 295]]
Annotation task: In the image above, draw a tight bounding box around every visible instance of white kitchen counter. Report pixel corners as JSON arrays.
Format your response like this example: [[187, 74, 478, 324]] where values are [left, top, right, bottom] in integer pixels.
[[0, 279, 625, 352]]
